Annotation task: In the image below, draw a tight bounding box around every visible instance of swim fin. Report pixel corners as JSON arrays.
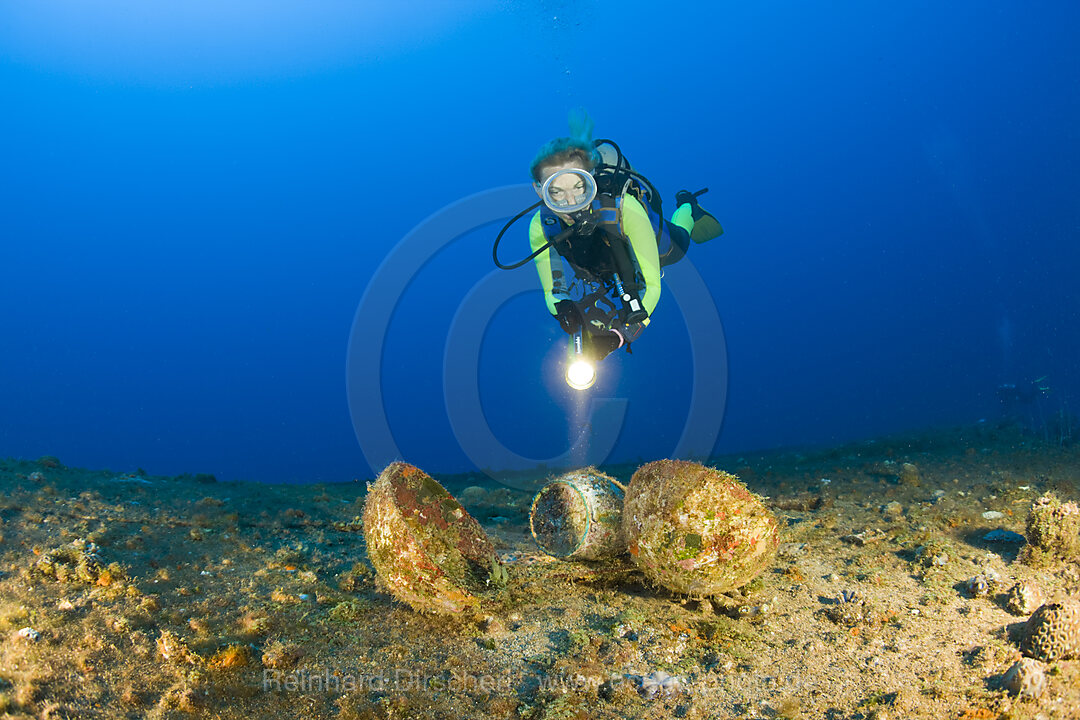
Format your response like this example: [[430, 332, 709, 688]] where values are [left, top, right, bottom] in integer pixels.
[[676, 188, 725, 243]]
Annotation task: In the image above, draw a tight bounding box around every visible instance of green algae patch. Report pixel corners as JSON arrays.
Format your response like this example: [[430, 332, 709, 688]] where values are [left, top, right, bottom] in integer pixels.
[[622, 460, 779, 597], [362, 462, 504, 615]]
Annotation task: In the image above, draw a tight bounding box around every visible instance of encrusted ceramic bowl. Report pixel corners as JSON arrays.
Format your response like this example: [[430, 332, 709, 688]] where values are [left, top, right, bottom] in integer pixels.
[[362, 462, 504, 615], [622, 459, 779, 596]]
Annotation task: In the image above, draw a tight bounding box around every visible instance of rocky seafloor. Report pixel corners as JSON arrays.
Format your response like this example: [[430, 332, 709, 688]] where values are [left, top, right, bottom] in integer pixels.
[[0, 423, 1078, 720]]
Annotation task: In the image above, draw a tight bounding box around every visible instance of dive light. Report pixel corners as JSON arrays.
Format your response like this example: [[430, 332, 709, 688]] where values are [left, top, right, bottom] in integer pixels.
[[565, 330, 597, 391], [612, 272, 648, 324]]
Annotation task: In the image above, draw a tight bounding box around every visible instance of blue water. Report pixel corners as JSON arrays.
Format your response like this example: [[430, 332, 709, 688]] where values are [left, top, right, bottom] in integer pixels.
[[2, 2, 1078, 483]]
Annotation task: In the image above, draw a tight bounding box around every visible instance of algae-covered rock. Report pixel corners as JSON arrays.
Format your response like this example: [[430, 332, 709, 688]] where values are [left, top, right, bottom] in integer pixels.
[[899, 462, 920, 486], [1021, 492, 1080, 566], [362, 462, 504, 615], [622, 460, 779, 597], [34, 538, 106, 584]]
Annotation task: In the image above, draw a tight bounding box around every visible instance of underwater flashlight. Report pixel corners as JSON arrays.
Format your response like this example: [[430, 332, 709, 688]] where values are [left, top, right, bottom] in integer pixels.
[[612, 272, 648, 324], [541, 168, 597, 215], [565, 330, 597, 390], [566, 359, 596, 391]]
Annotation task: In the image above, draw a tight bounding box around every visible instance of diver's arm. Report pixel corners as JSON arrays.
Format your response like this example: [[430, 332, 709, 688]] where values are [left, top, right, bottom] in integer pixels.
[[620, 196, 662, 315], [529, 212, 571, 316]]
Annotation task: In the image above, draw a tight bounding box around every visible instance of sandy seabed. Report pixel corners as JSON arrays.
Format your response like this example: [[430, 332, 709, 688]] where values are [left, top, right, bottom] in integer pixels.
[[0, 424, 1078, 720]]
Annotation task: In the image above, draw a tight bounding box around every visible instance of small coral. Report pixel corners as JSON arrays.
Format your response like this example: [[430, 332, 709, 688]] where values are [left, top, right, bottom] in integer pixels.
[[1020, 599, 1080, 661], [138, 596, 161, 615], [34, 539, 105, 584], [826, 590, 874, 626], [1002, 657, 1047, 699], [209, 644, 252, 670], [156, 630, 199, 665], [238, 609, 272, 637], [336, 562, 373, 593], [1022, 493, 1080, 566], [913, 539, 952, 569], [965, 568, 999, 599], [36, 455, 62, 469], [261, 641, 303, 669], [1006, 581, 1044, 616]]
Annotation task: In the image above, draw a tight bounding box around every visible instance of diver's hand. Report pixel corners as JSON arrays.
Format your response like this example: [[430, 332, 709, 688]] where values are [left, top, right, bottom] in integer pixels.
[[588, 329, 624, 361], [554, 300, 583, 335]]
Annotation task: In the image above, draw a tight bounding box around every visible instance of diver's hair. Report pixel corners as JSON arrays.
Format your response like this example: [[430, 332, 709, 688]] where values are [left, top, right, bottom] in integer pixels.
[[529, 142, 598, 183], [529, 107, 600, 183]]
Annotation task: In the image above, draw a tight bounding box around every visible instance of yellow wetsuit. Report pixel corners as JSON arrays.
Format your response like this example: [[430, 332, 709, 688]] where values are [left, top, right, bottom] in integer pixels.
[[528, 194, 666, 332]]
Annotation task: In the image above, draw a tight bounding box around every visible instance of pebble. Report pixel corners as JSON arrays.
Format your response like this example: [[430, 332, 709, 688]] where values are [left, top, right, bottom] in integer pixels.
[[841, 529, 885, 546], [965, 574, 994, 598], [110, 474, 154, 485], [982, 511, 1005, 520], [738, 602, 771, 618], [17, 627, 40, 642], [983, 529, 1025, 545], [639, 671, 681, 699], [882, 501, 903, 518], [777, 543, 807, 559]]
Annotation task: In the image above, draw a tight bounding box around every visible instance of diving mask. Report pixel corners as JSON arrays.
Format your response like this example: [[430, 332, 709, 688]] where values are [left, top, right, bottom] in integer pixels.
[[540, 168, 597, 215]]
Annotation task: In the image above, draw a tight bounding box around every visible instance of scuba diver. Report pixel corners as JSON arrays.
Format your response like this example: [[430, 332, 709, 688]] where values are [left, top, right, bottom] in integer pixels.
[[996, 376, 1052, 430], [492, 110, 724, 389]]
